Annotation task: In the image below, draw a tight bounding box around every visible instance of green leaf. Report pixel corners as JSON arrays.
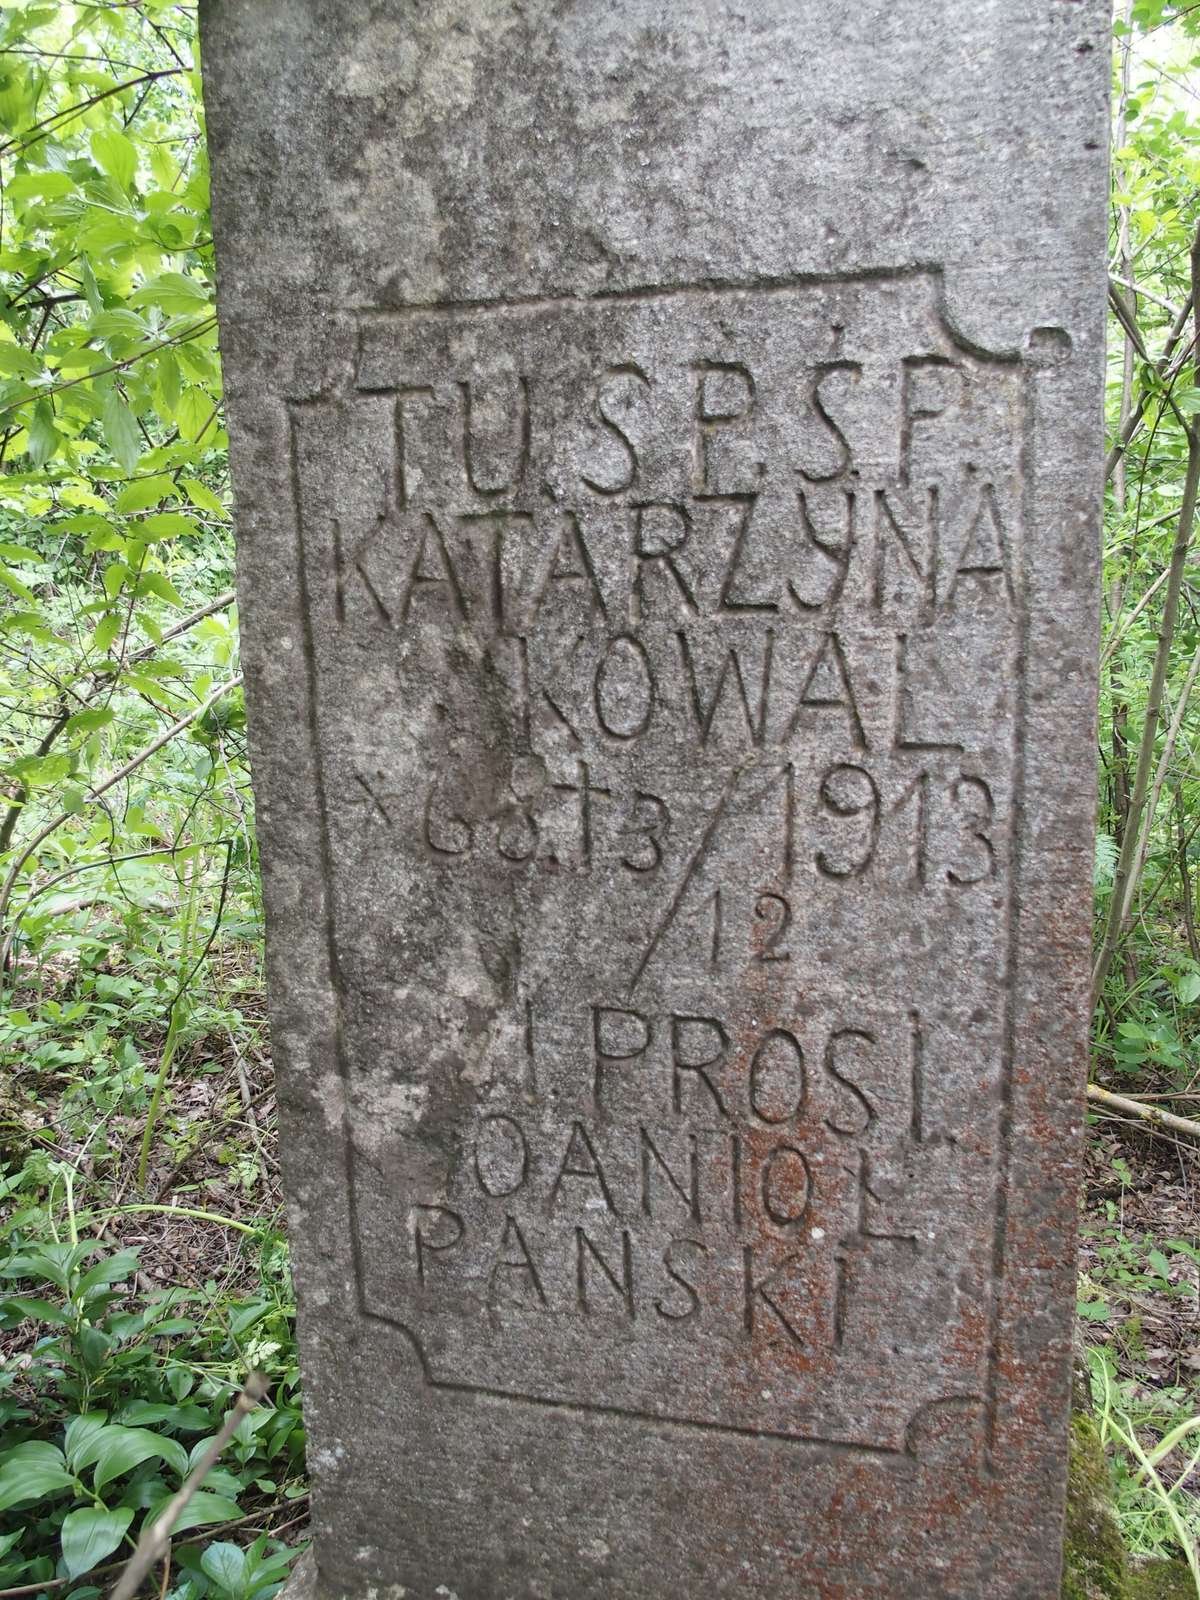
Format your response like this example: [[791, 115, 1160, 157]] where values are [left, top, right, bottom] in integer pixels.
[[27, 397, 60, 468], [91, 612, 121, 655], [117, 1402, 210, 1432], [88, 1426, 189, 1493], [75, 1250, 140, 1298], [1076, 1296, 1109, 1322], [61, 1506, 135, 1579], [115, 474, 179, 514], [181, 477, 227, 518], [0, 1440, 67, 1472], [0, 566, 36, 604], [149, 1490, 241, 1534], [177, 386, 213, 442], [0, 1295, 70, 1324], [0, 1246, 76, 1288], [0, 345, 43, 378], [1147, 1248, 1173, 1282], [78, 1323, 113, 1373], [229, 1301, 270, 1337], [0, 610, 53, 641], [86, 311, 149, 341], [65, 707, 115, 740], [166, 1367, 193, 1403], [131, 273, 210, 314], [8, 753, 72, 789], [80, 255, 103, 316], [103, 561, 128, 602], [137, 572, 184, 607], [0, 1447, 74, 1512], [91, 127, 138, 193], [101, 391, 141, 475], [6, 170, 76, 205], [140, 513, 199, 542], [156, 350, 181, 418], [200, 1543, 247, 1596], [0, 543, 41, 562], [65, 1414, 111, 1473]]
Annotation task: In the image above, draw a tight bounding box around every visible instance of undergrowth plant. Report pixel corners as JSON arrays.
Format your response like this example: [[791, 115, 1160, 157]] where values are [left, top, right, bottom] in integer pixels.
[[0, 1159, 304, 1598], [0, 6, 295, 1596]]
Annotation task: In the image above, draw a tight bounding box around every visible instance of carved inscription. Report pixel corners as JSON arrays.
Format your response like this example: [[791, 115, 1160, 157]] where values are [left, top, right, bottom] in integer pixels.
[[288, 271, 1025, 1449]]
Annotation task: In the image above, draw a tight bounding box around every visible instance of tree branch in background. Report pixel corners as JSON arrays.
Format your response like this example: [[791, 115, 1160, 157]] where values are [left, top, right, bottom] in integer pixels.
[[1093, 220, 1200, 1008], [0, 68, 185, 158], [0, 590, 236, 855], [1104, 291, 1195, 485], [1128, 641, 1200, 902]]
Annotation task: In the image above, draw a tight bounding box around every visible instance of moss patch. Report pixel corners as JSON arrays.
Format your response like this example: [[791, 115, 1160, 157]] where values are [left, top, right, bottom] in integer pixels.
[[1126, 1558, 1195, 1600], [1063, 1413, 1132, 1600], [1060, 1412, 1196, 1599]]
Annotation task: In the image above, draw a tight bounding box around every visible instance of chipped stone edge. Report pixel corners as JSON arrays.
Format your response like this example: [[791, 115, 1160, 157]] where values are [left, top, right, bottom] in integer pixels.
[[278, 1551, 416, 1600]]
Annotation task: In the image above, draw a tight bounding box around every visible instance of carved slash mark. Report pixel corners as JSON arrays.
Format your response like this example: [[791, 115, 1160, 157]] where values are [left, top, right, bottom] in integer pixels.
[[627, 770, 740, 996], [353, 770, 395, 825]]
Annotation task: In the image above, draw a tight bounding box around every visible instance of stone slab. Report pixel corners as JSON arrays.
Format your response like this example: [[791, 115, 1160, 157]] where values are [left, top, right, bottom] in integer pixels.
[[200, 3, 1109, 1595]]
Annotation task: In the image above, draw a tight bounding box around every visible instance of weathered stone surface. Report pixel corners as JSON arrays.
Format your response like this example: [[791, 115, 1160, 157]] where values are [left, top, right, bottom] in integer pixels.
[[200, 2, 1109, 1595]]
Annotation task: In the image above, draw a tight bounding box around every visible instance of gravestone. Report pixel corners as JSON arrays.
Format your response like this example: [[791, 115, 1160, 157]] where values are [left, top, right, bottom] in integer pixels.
[[200, 2, 1108, 1595]]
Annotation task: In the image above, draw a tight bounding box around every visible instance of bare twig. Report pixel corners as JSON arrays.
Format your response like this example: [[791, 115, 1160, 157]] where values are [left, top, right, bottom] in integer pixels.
[[1100, 564, 1171, 669], [1128, 640, 1200, 898], [134, 589, 236, 657], [0, 69, 185, 157], [1087, 1084, 1200, 1141], [1105, 296, 1195, 485], [0, 589, 236, 852], [3, 316, 216, 407], [1110, 273, 1184, 319]]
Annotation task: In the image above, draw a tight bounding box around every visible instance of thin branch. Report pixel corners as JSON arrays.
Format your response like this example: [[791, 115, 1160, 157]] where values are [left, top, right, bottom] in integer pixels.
[[1100, 563, 1171, 669], [1110, 274, 1185, 319], [1093, 220, 1200, 1007], [1106, 293, 1195, 484], [1086, 1085, 1200, 1142], [2, 317, 216, 409], [1180, 793, 1200, 965], [0, 674, 242, 971], [0, 1497, 309, 1600], [0, 693, 68, 853], [0, 590, 235, 854], [0, 69, 185, 158], [1129, 640, 1200, 899], [131, 588, 236, 658]]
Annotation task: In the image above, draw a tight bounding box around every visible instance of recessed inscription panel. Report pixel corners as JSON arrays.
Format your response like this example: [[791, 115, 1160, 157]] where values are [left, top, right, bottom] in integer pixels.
[[287, 271, 1024, 1450]]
